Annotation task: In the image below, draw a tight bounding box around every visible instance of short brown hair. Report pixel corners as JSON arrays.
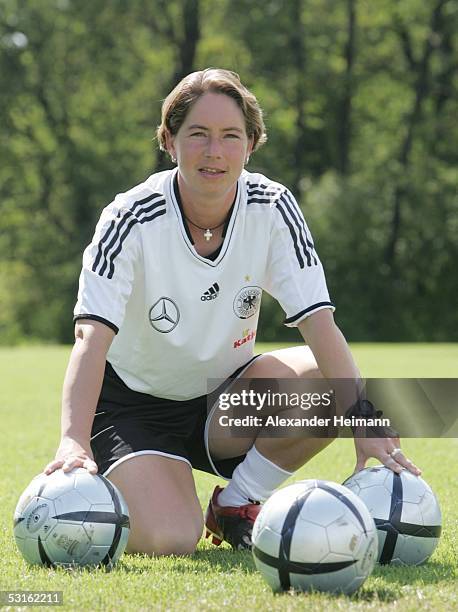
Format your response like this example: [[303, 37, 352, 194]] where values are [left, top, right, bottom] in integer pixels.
[[157, 68, 267, 155]]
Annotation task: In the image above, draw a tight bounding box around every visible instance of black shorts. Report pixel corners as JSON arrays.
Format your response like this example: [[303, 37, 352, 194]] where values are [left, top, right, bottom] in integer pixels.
[[90, 359, 259, 479]]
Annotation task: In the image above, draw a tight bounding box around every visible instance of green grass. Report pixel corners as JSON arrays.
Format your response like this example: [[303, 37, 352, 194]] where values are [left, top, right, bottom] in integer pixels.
[[0, 344, 457, 611]]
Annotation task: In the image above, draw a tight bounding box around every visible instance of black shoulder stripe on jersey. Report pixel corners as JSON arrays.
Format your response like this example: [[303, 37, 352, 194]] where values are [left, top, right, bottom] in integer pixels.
[[92, 215, 117, 273], [92, 194, 165, 278], [92, 192, 162, 273], [98, 197, 165, 277], [105, 207, 166, 279], [282, 191, 318, 266], [247, 187, 282, 196], [247, 189, 281, 198], [248, 183, 317, 268], [246, 180, 282, 191], [279, 192, 313, 267], [246, 182, 283, 203], [275, 202, 305, 269], [97, 209, 136, 277], [134, 194, 166, 219], [247, 196, 278, 205]]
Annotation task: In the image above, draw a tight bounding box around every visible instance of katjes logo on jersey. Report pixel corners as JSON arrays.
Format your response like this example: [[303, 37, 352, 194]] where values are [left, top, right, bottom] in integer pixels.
[[201, 283, 220, 301], [148, 297, 180, 333], [233, 286, 262, 319], [233, 328, 256, 349]]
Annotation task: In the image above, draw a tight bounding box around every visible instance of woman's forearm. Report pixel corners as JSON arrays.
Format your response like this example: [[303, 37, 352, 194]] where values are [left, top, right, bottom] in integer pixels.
[[298, 309, 363, 412], [298, 309, 360, 379], [61, 321, 115, 444]]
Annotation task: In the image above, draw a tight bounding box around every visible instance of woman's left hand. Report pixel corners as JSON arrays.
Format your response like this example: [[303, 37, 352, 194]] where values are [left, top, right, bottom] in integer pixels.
[[353, 436, 421, 476]]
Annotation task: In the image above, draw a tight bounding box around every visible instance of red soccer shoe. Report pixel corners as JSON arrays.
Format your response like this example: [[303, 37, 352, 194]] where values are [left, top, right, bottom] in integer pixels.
[[204, 485, 261, 551]]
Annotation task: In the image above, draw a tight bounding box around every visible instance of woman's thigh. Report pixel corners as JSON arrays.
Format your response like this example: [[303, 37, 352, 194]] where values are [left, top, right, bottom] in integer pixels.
[[107, 454, 204, 556], [247, 345, 321, 378], [209, 345, 322, 461]]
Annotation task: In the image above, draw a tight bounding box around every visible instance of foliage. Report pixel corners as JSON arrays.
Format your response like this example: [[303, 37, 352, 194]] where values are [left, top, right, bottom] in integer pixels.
[[0, 0, 456, 343]]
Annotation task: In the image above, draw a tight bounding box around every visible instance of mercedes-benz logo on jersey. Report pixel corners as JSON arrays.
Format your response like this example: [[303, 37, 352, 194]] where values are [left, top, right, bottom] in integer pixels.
[[149, 297, 180, 333], [233, 286, 262, 319]]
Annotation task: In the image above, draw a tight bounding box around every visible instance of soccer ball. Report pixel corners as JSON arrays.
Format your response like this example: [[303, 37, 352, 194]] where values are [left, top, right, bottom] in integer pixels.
[[343, 466, 442, 566], [14, 468, 130, 568], [251, 480, 378, 594]]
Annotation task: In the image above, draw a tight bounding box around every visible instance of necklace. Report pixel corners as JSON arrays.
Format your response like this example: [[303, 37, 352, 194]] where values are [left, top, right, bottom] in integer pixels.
[[184, 215, 227, 241]]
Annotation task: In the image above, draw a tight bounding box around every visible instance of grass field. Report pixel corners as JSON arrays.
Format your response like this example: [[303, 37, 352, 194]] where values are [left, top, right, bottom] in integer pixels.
[[0, 344, 457, 611]]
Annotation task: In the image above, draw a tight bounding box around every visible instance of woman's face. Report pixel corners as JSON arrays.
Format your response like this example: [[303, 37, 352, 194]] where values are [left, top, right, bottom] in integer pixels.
[[166, 92, 253, 204]]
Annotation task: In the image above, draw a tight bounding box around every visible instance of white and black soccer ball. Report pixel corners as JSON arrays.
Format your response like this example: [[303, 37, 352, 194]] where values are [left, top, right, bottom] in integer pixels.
[[14, 468, 130, 568], [343, 466, 442, 566], [252, 480, 378, 595]]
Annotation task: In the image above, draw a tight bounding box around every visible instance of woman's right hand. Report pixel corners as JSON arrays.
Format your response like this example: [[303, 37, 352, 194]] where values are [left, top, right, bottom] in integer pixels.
[[44, 436, 98, 475]]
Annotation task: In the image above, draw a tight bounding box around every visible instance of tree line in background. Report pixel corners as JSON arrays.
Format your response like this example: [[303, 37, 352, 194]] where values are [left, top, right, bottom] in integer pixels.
[[0, 0, 456, 344]]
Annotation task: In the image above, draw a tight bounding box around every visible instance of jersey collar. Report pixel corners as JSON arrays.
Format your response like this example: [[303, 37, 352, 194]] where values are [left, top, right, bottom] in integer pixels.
[[168, 168, 242, 267]]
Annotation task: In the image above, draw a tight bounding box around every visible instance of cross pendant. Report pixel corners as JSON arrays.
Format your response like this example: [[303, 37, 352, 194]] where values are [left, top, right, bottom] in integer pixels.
[[204, 229, 213, 241]]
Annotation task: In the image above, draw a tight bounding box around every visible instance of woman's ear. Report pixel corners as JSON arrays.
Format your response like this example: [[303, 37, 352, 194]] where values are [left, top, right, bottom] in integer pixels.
[[245, 137, 254, 164], [247, 136, 254, 157], [164, 129, 176, 161]]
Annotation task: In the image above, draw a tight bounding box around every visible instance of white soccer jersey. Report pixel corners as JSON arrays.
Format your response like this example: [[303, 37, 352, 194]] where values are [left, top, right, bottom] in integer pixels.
[[74, 169, 335, 400]]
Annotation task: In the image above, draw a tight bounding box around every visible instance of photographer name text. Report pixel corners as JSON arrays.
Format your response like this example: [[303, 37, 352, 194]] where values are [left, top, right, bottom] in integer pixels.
[[218, 414, 391, 428]]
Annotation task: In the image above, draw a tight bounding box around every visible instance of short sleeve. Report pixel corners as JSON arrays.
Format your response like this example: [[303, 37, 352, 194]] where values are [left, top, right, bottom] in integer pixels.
[[73, 201, 142, 333], [263, 189, 335, 327]]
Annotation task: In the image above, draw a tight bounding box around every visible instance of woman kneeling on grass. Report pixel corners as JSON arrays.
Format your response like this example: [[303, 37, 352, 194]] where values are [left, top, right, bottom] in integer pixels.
[[44, 68, 421, 554]]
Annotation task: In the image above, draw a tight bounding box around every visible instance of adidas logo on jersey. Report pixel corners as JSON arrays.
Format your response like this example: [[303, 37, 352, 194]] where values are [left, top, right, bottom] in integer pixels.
[[201, 283, 220, 301]]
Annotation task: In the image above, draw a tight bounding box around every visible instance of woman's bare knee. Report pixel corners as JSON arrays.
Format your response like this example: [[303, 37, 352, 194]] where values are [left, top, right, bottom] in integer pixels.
[[107, 454, 204, 556]]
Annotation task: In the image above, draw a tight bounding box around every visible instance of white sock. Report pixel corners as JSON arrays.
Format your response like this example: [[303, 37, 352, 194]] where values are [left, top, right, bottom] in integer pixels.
[[217, 445, 293, 506]]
